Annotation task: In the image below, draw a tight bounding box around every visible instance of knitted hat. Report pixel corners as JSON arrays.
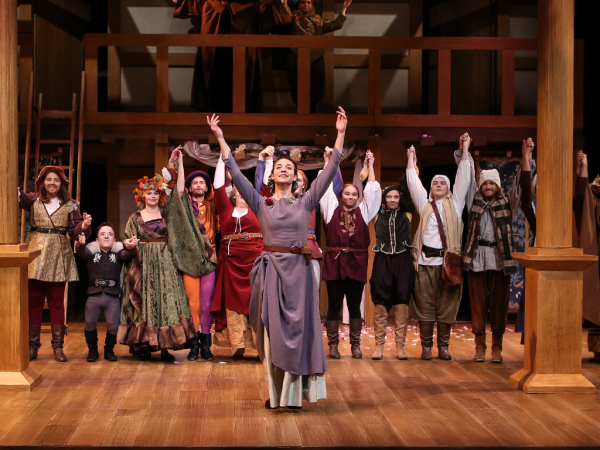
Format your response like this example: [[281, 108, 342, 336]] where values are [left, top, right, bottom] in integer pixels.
[[428, 175, 452, 201], [478, 169, 501, 189], [185, 170, 213, 196], [35, 166, 69, 188]]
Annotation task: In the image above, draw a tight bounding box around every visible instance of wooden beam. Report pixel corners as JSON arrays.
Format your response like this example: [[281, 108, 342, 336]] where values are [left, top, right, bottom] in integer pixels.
[[156, 38, 169, 113], [368, 48, 381, 115], [501, 50, 515, 116], [437, 49, 451, 116], [155, 134, 169, 173], [297, 48, 311, 114], [232, 47, 246, 114], [85, 45, 98, 113]]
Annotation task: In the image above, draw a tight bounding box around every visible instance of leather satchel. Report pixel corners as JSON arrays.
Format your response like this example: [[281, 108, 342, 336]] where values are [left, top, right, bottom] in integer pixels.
[[430, 201, 464, 286]]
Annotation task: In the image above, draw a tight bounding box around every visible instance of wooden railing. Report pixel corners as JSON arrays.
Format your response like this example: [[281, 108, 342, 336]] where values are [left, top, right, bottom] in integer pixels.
[[82, 34, 582, 128]]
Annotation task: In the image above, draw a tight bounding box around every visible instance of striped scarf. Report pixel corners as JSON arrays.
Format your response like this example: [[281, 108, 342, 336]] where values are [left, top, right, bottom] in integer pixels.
[[462, 194, 517, 275]]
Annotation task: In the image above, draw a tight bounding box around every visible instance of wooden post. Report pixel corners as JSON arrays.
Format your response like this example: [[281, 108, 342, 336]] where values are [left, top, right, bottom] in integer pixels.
[[156, 38, 169, 113], [368, 48, 381, 115], [297, 48, 311, 114], [364, 136, 381, 328], [437, 49, 451, 116], [232, 47, 246, 114], [510, 0, 597, 394], [408, 0, 423, 114], [0, 0, 41, 391], [155, 134, 169, 174]]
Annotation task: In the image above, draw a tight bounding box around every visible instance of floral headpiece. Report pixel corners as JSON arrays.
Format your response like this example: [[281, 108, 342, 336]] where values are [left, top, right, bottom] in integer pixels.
[[591, 174, 600, 198], [133, 172, 175, 209]]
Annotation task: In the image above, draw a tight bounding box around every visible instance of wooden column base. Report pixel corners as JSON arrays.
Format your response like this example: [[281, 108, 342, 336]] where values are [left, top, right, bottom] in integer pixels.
[[0, 243, 42, 391], [511, 248, 597, 394], [511, 369, 595, 394]]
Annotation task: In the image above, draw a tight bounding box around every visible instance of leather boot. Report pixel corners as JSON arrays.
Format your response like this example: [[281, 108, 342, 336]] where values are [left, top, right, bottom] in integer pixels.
[[51, 325, 67, 362], [349, 318, 363, 359], [394, 304, 409, 360], [326, 320, 340, 359], [372, 305, 388, 360], [29, 325, 41, 361], [474, 334, 486, 362], [491, 334, 503, 363], [199, 333, 215, 361], [187, 336, 200, 361], [437, 322, 452, 360], [85, 329, 99, 362], [161, 349, 175, 362], [419, 321, 434, 360], [104, 332, 118, 361]]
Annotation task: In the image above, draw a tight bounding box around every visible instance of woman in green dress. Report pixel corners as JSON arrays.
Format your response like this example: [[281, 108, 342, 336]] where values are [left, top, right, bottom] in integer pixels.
[[118, 148, 216, 361]]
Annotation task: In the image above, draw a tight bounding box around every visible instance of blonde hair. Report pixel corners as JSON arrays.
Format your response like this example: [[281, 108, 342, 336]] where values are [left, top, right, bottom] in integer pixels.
[[297, 170, 309, 193], [228, 185, 238, 206]]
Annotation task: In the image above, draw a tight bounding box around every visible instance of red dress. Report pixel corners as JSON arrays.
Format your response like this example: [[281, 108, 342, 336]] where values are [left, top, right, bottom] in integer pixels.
[[210, 185, 263, 332]]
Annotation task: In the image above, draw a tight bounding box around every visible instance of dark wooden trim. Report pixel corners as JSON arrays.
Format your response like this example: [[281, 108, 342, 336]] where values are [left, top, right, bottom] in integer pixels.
[[502, 50, 515, 116]]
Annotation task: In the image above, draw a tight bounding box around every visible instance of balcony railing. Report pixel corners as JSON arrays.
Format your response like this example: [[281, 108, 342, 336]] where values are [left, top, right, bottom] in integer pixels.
[[81, 34, 583, 129]]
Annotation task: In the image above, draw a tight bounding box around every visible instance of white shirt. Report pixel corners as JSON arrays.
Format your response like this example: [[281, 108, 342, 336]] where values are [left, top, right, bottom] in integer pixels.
[[320, 179, 382, 225], [406, 160, 470, 266]]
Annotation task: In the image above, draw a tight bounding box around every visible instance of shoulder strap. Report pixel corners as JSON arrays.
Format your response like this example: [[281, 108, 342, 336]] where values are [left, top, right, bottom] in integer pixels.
[[430, 201, 448, 250]]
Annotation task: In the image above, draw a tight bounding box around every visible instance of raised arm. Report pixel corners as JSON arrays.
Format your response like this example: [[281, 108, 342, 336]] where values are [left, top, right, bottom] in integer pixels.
[[168, 147, 186, 198], [359, 151, 382, 223], [208, 115, 263, 213], [304, 107, 347, 210], [322, 0, 349, 33], [452, 133, 472, 214], [214, 154, 226, 189], [75, 235, 92, 261], [405, 145, 428, 214], [18, 190, 36, 211], [322, 146, 344, 196], [255, 147, 274, 192]]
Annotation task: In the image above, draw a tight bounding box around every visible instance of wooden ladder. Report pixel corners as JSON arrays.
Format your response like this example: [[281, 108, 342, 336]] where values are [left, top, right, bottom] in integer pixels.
[[21, 71, 86, 328]]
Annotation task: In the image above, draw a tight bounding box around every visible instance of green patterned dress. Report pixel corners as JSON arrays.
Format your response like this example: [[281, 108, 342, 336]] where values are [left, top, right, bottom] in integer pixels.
[[118, 192, 216, 353]]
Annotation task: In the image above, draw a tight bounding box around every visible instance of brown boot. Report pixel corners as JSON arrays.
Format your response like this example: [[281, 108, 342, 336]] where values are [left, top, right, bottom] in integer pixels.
[[474, 334, 486, 362], [419, 321, 434, 360], [394, 304, 409, 360], [437, 322, 452, 360], [51, 325, 67, 362], [29, 325, 42, 361], [326, 320, 340, 359], [491, 334, 503, 363], [349, 318, 363, 359], [372, 305, 387, 360]]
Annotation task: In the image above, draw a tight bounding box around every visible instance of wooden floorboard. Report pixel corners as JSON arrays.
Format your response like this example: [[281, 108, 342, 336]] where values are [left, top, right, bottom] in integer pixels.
[[3, 323, 600, 448]]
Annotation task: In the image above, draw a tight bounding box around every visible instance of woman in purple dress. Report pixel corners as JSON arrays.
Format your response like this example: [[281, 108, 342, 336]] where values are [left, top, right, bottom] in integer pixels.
[[208, 108, 348, 409]]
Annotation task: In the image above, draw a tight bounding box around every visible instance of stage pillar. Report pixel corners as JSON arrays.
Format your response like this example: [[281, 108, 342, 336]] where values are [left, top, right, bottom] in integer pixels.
[[0, 0, 42, 391], [510, 0, 596, 394]]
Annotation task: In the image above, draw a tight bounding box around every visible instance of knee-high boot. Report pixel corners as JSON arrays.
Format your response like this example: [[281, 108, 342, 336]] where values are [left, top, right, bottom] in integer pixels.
[[437, 322, 452, 360], [29, 325, 41, 361], [51, 325, 67, 362], [419, 321, 434, 360], [372, 305, 388, 360], [349, 318, 363, 359], [199, 333, 214, 361], [104, 332, 118, 361], [491, 334, 503, 363], [326, 320, 340, 359], [394, 304, 409, 360], [85, 329, 99, 362]]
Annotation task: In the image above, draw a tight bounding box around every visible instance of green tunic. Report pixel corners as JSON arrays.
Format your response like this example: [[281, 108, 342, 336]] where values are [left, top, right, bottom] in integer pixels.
[[118, 191, 216, 352]]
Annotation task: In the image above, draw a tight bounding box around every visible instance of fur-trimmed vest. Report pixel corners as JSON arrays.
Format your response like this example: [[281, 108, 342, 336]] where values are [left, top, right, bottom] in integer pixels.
[[76, 241, 136, 296], [462, 194, 517, 276]]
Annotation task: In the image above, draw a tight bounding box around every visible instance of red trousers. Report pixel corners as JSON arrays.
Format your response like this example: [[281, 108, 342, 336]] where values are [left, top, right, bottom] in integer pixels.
[[28, 279, 66, 326]]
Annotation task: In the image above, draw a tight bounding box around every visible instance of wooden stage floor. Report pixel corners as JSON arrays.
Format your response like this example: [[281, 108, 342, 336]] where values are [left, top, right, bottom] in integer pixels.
[[3, 322, 600, 449]]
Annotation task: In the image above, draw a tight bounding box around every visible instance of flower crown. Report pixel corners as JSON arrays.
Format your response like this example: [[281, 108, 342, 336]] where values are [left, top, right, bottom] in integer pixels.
[[133, 172, 175, 209]]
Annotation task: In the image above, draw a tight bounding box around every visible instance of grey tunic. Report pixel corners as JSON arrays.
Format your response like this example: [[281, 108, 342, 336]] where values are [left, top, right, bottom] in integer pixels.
[[471, 209, 500, 272], [225, 150, 342, 376]]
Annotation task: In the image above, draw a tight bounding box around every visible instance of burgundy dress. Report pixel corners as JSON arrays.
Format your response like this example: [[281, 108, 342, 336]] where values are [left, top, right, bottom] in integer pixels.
[[211, 185, 263, 342]]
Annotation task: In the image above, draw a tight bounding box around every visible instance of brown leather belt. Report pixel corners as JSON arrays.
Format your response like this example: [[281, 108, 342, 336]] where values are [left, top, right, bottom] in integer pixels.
[[30, 227, 67, 236], [221, 232, 263, 241], [326, 247, 368, 253], [140, 238, 167, 243], [263, 245, 312, 264], [307, 234, 317, 241]]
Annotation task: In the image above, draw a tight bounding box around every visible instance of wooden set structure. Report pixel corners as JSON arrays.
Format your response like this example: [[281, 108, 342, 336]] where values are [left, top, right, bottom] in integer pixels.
[[0, 0, 597, 404]]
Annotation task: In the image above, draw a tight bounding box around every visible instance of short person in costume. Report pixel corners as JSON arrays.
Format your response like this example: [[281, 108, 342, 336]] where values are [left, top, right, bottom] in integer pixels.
[[118, 149, 215, 361], [208, 107, 347, 409], [19, 166, 92, 362], [76, 223, 138, 362], [320, 151, 381, 360], [406, 135, 471, 361], [181, 167, 218, 361], [369, 178, 415, 360], [462, 166, 519, 363], [210, 154, 263, 357]]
